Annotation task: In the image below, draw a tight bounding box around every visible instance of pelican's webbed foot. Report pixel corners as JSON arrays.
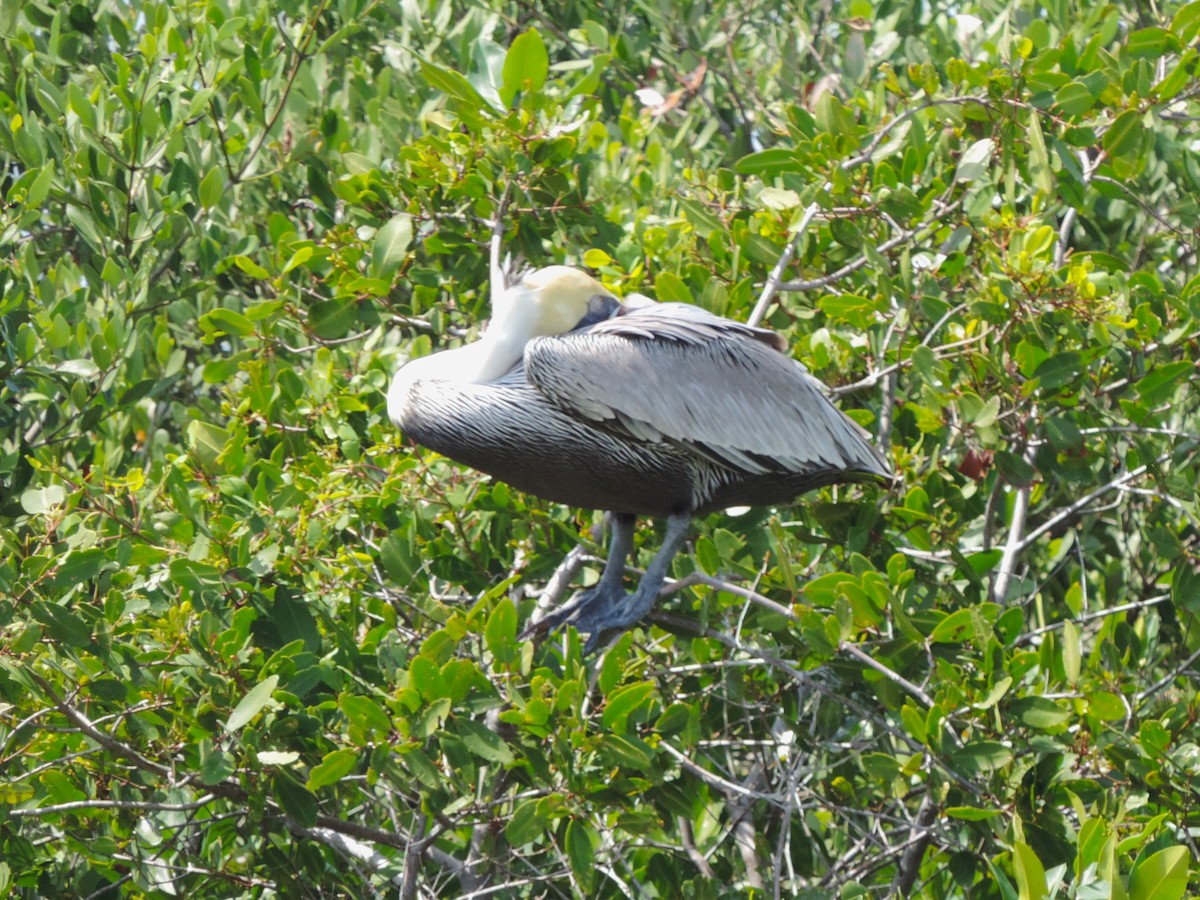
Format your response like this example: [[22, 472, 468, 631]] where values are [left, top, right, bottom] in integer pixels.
[[532, 512, 692, 654], [538, 579, 665, 654]]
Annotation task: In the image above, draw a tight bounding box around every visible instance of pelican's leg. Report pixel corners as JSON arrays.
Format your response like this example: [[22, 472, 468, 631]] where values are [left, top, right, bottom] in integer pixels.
[[536, 513, 636, 632], [577, 512, 692, 653]]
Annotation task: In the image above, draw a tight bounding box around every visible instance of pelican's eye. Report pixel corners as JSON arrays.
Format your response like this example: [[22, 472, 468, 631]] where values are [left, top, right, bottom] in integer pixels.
[[573, 294, 621, 330]]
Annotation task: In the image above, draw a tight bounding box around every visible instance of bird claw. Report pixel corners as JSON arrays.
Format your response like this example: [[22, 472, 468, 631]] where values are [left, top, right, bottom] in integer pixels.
[[530, 583, 659, 654]]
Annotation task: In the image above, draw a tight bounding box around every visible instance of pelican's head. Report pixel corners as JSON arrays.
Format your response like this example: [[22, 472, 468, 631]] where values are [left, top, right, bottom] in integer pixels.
[[494, 266, 620, 339], [388, 265, 622, 423]]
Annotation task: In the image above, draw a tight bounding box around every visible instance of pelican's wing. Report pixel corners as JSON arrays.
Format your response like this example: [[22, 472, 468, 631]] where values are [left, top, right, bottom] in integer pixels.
[[524, 303, 891, 478]]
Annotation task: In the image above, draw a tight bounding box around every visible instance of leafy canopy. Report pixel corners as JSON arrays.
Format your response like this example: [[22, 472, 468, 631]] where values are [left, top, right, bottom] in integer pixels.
[[1, 0, 1199, 897]]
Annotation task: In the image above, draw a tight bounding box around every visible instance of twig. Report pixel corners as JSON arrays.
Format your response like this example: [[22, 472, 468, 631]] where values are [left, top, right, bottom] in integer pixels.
[[991, 435, 1038, 604], [289, 823, 404, 888], [727, 761, 768, 889], [1136, 644, 1200, 703], [1017, 594, 1169, 644], [678, 816, 716, 877], [1016, 455, 1167, 553], [659, 741, 783, 803], [838, 641, 936, 709], [521, 520, 604, 631], [660, 571, 797, 620], [777, 198, 963, 292], [9, 797, 217, 817], [892, 793, 938, 896], [748, 203, 819, 327]]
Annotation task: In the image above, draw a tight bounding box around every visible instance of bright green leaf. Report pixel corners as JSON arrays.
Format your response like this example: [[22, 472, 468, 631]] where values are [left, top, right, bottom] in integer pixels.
[[501, 29, 549, 107], [225, 674, 279, 733]]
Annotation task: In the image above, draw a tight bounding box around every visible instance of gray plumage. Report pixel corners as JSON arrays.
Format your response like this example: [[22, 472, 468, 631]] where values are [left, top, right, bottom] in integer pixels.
[[389, 266, 892, 650], [401, 302, 890, 517]]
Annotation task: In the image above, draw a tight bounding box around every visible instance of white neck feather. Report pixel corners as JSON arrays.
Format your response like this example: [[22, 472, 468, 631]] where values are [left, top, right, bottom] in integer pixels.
[[387, 312, 532, 425]]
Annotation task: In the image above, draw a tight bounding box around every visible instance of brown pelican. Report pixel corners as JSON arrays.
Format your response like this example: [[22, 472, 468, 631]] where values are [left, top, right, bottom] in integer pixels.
[[388, 266, 892, 651]]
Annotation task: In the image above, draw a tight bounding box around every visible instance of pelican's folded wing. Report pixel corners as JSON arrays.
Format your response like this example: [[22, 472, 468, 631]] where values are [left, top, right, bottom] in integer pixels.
[[523, 303, 891, 479]]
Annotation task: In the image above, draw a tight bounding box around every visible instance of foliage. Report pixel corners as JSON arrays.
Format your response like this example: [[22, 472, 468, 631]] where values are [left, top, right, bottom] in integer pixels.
[[2, 0, 1199, 896]]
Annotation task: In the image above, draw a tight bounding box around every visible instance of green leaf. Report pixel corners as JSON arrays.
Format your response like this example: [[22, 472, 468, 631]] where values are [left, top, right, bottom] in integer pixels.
[[1126, 26, 1177, 59], [565, 820, 596, 891], [1134, 361, 1191, 405], [598, 734, 654, 768], [225, 674, 279, 733], [188, 420, 230, 468], [1129, 846, 1189, 900], [26, 162, 55, 208], [420, 60, 488, 110], [55, 359, 100, 378], [50, 548, 110, 590], [601, 681, 656, 733], [501, 29, 549, 107], [30, 601, 91, 648], [67, 82, 96, 130], [309, 299, 358, 339], [1032, 351, 1082, 392], [1055, 81, 1097, 117], [273, 775, 318, 828], [456, 718, 514, 764], [506, 798, 548, 846], [929, 608, 976, 643], [1103, 110, 1142, 159], [952, 740, 1013, 774], [339, 694, 392, 742], [582, 248, 612, 268], [945, 806, 1004, 820], [1013, 840, 1048, 900], [734, 148, 804, 175], [1061, 620, 1080, 686], [232, 255, 270, 279], [1026, 113, 1053, 195], [258, 751, 300, 766], [199, 167, 223, 209], [900, 703, 927, 743], [955, 138, 994, 183], [484, 600, 517, 664], [200, 748, 235, 785], [371, 213, 412, 279], [1010, 696, 1070, 730], [201, 307, 255, 336], [307, 748, 358, 791], [20, 485, 66, 514]]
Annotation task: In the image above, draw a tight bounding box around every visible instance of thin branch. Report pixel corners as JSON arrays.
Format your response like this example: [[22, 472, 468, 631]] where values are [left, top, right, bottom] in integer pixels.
[[838, 641, 935, 709], [678, 816, 716, 878], [489, 184, 511, 300], [660, 571, 797, 619], [991, 436, 1038, 604], [892, 794, 938, 896], [1016, 456, 1167, 553], [777, 198, 963, 292], [1017, 594, 1170, 644], [748, 203, 819, 327], [1136, 644, 1200, 703], [659, 740, 783, 803], [9, 796, 217, 817]]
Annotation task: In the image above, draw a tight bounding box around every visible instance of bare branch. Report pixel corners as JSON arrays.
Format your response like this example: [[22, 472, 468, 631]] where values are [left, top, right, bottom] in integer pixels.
[[777, 198, 963, 293], [659, 740, 783, 803], [661, 571, 797, 620], [9, 796, 217, 817], [748, 203, 820, 327], [991, 436, 1038, 604], [838, 641, 935, 709]]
